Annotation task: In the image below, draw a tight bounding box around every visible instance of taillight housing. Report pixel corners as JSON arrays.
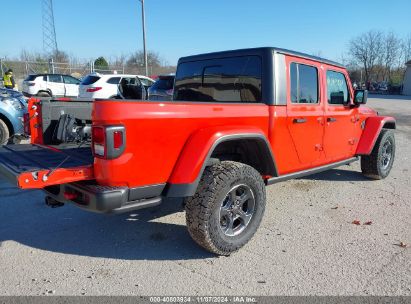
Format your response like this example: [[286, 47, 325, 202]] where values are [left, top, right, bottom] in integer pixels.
[[23, 113, 31, 135], [86, 87, 102, 93], [91, 125, 126, 159]]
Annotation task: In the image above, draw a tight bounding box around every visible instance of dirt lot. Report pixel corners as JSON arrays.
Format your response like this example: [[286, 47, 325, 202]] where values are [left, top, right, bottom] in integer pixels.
[[0, 95, 410, 296]]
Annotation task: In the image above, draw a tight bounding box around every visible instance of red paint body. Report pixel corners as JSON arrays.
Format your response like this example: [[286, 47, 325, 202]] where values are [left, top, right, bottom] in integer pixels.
[[23, 54, 394, 191]]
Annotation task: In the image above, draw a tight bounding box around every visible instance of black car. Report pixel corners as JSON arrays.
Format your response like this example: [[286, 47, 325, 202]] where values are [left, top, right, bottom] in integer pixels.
[[148, 75, 175, 101]]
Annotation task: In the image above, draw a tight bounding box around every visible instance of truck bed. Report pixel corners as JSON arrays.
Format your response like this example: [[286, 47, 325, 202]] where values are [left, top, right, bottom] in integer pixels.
[[0, 144, 94, 189]]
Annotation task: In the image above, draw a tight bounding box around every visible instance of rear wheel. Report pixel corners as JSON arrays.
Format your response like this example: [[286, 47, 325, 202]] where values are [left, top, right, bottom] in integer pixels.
[[361, 129, 395, 179], [185, 161, 266, 255], [0, 119, 10, 145]]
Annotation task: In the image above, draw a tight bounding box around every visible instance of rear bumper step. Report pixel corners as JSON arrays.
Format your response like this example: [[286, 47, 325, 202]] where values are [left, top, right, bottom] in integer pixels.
[[44, 181, 163, 214]]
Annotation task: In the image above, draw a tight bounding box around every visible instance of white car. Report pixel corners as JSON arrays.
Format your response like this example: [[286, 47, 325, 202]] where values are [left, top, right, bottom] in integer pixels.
[[22, 74, 80, 97], [78, 73, 155, 99]]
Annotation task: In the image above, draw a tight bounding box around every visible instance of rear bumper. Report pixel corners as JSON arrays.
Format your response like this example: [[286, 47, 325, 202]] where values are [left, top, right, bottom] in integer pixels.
[[44, 181, 165, 214]]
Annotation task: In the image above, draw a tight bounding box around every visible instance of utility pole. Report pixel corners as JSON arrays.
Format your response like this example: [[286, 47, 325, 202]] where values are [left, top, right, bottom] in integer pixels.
[[42, 0, 58, 57], [140, 0, 148, 76]]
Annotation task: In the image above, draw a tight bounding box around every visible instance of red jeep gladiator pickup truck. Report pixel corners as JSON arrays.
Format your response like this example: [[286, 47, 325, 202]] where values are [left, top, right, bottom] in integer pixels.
[[0, 47, 396, 255]]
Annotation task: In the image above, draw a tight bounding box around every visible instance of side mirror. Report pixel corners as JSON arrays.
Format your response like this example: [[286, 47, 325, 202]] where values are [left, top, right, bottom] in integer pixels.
[[354, 89, 368, 106]]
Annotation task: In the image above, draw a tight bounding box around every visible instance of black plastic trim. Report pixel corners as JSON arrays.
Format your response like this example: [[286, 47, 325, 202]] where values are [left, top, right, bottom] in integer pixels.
[[43, 182, 163, 214], [128, 183, 165, 201], [266, 157, 358, 185]]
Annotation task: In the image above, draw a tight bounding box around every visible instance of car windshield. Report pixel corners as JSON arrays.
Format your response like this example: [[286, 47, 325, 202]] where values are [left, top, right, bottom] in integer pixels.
[[81, 75, 100, 85], [151, 77, 174, 90]]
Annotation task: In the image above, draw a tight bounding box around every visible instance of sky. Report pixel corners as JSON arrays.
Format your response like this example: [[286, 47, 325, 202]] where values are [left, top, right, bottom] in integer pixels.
[[2, 0, 411, 65]]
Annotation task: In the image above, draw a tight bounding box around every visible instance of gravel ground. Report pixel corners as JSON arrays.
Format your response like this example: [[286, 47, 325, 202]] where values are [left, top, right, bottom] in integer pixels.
[[0, 95, 410, 296]]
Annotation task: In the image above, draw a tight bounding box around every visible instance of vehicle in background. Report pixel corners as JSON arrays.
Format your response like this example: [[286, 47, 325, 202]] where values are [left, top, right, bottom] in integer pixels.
[[148, 74, 175, 101], [79, 73, 152, 99], [0, 88, 27, 144], [22, 74, 81, 98]]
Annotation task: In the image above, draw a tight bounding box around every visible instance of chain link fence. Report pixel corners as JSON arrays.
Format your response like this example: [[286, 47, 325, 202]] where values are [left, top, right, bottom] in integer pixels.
[[0, 59, 175, 89]]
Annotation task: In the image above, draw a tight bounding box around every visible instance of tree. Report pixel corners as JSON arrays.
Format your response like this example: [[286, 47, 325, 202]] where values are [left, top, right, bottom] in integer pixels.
[[402, 33, 411, 63], [94, 56, 109, 71], [349, 30, 384, 82], [127, 50, 161, 67], [382, 32, 401, 81]]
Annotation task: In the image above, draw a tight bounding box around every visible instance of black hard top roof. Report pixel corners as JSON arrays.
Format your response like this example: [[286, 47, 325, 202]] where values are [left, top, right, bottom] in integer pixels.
[[178, 47, 345, 69]]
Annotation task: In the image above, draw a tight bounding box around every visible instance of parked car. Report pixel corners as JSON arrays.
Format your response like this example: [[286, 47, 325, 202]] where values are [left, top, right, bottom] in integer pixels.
[[148, 74, 175, 101], [22, 74, 81, 98], [79, 73, 154, 99], [0, 88, 27, 144], [0, 47, 396, 256]]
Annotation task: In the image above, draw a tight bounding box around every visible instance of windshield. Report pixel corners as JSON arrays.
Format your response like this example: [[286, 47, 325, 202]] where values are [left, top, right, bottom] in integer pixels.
[[151, 77, 174, 90]]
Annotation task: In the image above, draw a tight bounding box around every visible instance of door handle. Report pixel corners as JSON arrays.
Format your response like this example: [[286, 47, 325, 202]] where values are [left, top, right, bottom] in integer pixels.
[[327, 117, 337, 122], [293, 118, 307, 124]]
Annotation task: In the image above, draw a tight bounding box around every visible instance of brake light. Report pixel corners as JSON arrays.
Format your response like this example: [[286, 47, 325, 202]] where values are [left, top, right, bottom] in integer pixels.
[[113, 131, 123, 149], [27, 82, 35, 87], [91, 126, 125, 159], [86, 87, 102, 92], [92, 126, 105, 157], [23, 113, 31, 135]]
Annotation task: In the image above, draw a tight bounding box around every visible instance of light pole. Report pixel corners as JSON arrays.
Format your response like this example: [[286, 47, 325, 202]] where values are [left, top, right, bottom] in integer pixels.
[[139, 0, 148, 76]]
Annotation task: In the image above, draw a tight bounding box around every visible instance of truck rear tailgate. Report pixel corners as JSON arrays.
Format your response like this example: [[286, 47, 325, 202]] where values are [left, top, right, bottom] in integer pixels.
[[0, 144, 94, 189]]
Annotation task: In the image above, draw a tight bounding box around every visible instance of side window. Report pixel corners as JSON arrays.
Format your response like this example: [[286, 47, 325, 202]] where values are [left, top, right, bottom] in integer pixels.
[[290, 63, 318, 104], [326, 71, 349, 105], [63, 75, 80, 84], [107, 77, 121, 84], [48, 75, 63, 83], [174, 56, 262, 103]]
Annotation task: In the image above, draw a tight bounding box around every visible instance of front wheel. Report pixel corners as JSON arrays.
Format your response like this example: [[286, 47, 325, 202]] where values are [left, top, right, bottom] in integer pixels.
[[185, 161, 266, 255], [0, 119, 10, 145], [361, 129, 395, 179]]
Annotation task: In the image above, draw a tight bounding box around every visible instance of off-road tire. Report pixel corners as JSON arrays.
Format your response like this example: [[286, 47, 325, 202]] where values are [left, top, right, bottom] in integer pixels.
[[361, 129, 395, 179], [185, 161, 266, 255], [0, 119, 10, 145], [37, 91, 51, 97]]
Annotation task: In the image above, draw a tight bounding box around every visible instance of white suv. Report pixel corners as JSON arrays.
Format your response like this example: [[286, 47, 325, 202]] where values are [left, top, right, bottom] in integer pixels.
[[78, 73, 155, 99], [22, 74, 80, 97]]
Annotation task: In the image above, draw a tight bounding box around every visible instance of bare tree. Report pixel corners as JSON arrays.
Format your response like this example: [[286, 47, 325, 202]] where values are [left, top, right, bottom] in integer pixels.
[[402, 33, 411, 63], [382, 32, 401, 81], [127, 50, 162, 67], [349, 30, 384, 82]]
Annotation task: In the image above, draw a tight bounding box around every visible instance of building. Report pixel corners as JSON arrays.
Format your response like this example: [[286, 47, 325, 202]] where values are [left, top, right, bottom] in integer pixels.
[[403, 60, 411, 96]]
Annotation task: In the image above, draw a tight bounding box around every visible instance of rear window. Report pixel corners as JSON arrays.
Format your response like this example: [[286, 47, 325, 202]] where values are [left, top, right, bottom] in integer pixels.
[[106, 77, 121, 84], [151, 77, 174, 90], [174, 56, 262, 102], [25, 75, 40, 81], [48, 75, 63, 83], [81, 75, 100, 85]]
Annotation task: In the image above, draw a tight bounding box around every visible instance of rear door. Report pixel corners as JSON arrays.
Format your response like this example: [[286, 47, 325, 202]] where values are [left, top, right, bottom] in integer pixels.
[[63, 75, 80, 97], [323, 69, 356, 161], [47, 75, 65, 96], [286, 59, 325, 169]]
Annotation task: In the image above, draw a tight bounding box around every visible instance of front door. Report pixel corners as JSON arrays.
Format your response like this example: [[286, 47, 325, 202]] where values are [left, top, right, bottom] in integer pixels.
[[286, 60, 325, 170], [323, 69, 356, 161]]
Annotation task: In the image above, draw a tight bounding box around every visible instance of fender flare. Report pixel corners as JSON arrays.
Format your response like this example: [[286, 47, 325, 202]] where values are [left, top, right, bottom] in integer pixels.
[[165, 126, 277, 197], [356, 116, 396, 155]]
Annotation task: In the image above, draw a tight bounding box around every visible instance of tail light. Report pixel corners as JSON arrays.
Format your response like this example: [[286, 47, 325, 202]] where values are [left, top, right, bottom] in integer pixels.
[[27, 82, 35, 87], [23, 113, 31, 135], [86, 87, 102, 93], [92, 125, 126, 159]]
